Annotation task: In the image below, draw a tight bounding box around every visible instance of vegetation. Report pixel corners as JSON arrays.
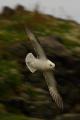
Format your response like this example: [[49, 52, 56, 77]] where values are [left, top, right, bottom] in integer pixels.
[[0, 5, 80, 120]]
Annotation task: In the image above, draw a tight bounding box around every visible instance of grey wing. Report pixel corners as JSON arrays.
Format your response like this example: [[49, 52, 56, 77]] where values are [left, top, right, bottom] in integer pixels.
[[43, 71, 63, 109], [26, 28, 46, 59]]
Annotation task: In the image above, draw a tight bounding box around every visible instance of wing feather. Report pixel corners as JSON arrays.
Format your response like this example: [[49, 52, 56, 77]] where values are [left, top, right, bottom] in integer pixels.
[[26, 28, 46, 59], [43, 71, 63, 109]]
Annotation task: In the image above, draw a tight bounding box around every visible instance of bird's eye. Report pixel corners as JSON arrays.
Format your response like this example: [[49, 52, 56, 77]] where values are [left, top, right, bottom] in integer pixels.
[[50, 64, 52, 66]]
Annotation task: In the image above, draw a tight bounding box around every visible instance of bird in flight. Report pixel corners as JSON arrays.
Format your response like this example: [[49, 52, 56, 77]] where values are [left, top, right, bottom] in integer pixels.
[[25, 28, 63, 109]]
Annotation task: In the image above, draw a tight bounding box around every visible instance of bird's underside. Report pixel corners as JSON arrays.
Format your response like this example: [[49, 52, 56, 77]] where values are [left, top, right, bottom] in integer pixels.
[[26, 28, 63, 109]]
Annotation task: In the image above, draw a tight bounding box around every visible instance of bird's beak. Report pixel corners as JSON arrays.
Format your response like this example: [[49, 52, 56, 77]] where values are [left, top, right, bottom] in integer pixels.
[[52, 67, 55, 71], [52, 64, 55, 71]]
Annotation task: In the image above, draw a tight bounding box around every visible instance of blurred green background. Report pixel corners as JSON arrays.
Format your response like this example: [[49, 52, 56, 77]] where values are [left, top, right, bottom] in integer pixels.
[[0, 5, 80, 120]]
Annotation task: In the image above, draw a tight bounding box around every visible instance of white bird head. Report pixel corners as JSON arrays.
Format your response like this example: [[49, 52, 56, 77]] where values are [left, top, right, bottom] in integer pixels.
[[47, 60, 55, 70]]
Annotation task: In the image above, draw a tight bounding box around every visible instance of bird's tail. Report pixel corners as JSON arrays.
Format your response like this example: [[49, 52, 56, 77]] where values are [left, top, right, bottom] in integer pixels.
[[25, 53, 37, 73]]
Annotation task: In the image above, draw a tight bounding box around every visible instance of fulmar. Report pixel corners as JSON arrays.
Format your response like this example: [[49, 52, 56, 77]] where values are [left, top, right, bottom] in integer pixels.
[[25, 29, 63, 109]]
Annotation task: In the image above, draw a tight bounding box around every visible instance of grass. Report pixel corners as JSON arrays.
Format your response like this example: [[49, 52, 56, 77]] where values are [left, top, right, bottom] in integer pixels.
[[0, 113, 42, 120], [0, 11, 80, 48], [0, 60, 22, 98]]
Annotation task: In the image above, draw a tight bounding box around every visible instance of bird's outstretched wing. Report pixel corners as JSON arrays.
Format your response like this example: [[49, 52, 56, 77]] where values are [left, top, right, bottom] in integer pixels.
[[43, 71, 63, 109], [26, 28, 46, 59]]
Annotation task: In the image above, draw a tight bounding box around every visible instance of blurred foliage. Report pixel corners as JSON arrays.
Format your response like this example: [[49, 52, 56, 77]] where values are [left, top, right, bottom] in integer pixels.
[[0, 5, 80, 120], [0, 113, 42, 120], [0, 60, 22, 98]]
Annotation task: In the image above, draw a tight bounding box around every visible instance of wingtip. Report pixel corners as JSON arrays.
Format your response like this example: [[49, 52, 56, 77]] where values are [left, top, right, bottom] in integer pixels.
[[49, 87, 63, 110], [58, 101, 64, 111], [25, 28, 35, 41], [56, 96, 64, 110], [25, 28, 31, 35]]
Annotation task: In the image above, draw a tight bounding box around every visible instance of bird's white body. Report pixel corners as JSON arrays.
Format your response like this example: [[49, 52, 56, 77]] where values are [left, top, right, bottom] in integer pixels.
[[33, 59, 55, 70], [25, 53, 55, 73]]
